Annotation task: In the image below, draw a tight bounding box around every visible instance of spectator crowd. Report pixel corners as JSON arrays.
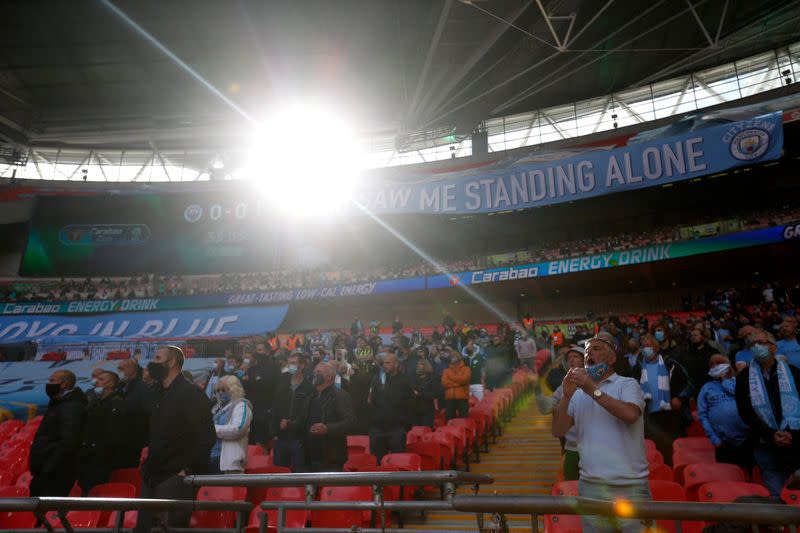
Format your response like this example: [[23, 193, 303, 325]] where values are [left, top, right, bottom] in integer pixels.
[[2, 205, 799, 303]]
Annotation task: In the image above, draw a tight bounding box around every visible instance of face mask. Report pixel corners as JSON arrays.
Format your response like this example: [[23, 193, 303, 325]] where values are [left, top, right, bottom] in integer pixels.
[[224, 363, 235, 373], [286, 364, 299, 375], [642, 346, 656, 360], [216, 392, 230, 405], [93, 386, 105, 396], [708, 363, 731, 379], [90, 378, 98, 387], [147, 361, 167, 381], [235, 370, 245, 379], [751, 343, 771, 361], [322, 355, 330, 362], [45, 383, 61, 398], [312, 373, 325, 386], [586, 362, 609, 382], [654, 331, 665, 342], [243, 358, 252, 366]]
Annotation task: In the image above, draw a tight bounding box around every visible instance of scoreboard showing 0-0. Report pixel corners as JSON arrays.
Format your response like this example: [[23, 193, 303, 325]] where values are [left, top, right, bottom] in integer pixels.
[[20, 194, 282, 276]]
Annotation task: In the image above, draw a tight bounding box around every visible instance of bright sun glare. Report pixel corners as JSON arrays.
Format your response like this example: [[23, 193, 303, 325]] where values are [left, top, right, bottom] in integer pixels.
[[244, 104, 364, 218]]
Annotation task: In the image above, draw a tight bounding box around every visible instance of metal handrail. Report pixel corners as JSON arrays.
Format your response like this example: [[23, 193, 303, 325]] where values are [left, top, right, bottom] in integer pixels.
[[183, 471, 493, 489]]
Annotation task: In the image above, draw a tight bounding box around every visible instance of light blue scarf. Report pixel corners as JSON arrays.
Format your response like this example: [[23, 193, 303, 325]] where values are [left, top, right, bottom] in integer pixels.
[[640, 355, 672, 413], [749, 359, 800, 430]]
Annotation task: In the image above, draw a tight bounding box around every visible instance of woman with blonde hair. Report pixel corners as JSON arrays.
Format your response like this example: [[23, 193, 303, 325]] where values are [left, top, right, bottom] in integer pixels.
[[210, 375, 252, 474]]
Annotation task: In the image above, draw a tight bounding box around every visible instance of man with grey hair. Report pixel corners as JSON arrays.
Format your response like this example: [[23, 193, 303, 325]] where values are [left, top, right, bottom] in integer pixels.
[[304, 362, 356, 471], [735, 328, 800, 499], [553, 332, 650, 532]]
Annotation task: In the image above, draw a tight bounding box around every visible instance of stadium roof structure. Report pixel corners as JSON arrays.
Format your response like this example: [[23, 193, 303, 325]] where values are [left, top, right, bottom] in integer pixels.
[[1, 0, 799, 176]]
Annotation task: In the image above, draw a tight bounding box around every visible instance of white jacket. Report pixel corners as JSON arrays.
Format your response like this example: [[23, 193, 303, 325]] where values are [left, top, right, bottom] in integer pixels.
[[214, 398, 253, 473]]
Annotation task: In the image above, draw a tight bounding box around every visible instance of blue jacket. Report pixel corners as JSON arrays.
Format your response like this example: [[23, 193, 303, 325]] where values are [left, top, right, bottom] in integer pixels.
[[697, 378, 749, 446]]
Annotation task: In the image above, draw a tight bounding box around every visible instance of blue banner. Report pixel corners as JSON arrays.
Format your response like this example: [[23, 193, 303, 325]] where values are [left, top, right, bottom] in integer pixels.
[[356, 113, 783, 214], [429, 223, 796, 289], [0, 359, 217, 420], [0, 305, 289, 343], [0, 277, 426, 316]]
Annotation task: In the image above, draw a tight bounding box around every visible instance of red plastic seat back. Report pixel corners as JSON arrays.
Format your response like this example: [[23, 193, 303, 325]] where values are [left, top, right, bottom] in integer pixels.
[[672, 448, 716, 483], [646, 449, 664, 466], [406, 442, 442, 471], [89, 483, 137, 526], [697, 482, 770, 503], [312, 486, 373, 528], [783, 488, 800, 506], [246, 454, 274, 470], [0, 486, 36, 529], [45, 510, 102, 528], [381, 453, 422, 471], [648, 463, 674, 482], [250, 487, 308, 533], [245, 467, 292, 505], [673, 437, 713, 453], [344, 454, 378, 472], [649, 481, 697, 533], [108, 468, 141, 497], [683, 463, 746, 501], [191, 486, 248, 528], [545, 482, 581, 533], [346, 435, 370, 455]]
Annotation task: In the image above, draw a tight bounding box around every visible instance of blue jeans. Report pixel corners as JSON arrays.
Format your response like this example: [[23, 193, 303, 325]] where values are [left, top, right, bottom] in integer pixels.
[[578, 479, 651, 533], [754, 445, 800, 499], [273, 439, 304, 472]]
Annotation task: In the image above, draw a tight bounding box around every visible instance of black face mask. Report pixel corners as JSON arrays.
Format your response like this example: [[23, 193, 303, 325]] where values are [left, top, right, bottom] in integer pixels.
[[148, 361, 167, 382], [45, 383, 61, 398]]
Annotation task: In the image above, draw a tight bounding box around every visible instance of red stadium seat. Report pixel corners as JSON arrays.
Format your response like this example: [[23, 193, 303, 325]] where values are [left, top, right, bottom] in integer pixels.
[[644, 439, 658, 453], [245, 464, 289, 475], [246, 487, 307, 533], [545, 481, 581, 533], [406, 441, 443, 471], [697, 482, 770, 503], [648, 463, 674, 482], [380, 453, 422, 471], [190, 486, 247, 529], [40, 352, 66, 361], [646, 448, 664, 466], [89, 482, 137, 527], [782, 488, 800, 506], [247, 444, 266, 462], [244, 466, 292, 505], [649, 481, 702, 533], [0, 486, 36, 529], [419, 432, 455, 470], [14, 471, 32, 491], [0, 419, 23, 443], [246, 455, 274, 470], [45, 510, 102, 529], [346, 435, 370, 456], [673, 437, 713, 454], [312, 486, 373, 529], [0, 451, 28, 481], [344, 454, 378, 472], [109, 468, 141, 497], [672, 448, 716, 483], [436, 426, 467, 465], [683, 463, 746, 501], [106, 350, 131, 360]]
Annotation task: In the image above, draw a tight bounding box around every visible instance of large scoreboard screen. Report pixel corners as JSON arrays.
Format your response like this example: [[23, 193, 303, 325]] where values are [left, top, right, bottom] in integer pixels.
[[20, 194, 285, 276]]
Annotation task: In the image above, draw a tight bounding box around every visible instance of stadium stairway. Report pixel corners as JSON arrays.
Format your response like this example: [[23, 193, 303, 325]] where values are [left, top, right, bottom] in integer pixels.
[[406, 395, 563, 532]]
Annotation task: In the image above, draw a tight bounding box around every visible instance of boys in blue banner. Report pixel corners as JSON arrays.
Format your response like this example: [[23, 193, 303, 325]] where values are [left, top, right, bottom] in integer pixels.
[[735, 329, 800, 499]]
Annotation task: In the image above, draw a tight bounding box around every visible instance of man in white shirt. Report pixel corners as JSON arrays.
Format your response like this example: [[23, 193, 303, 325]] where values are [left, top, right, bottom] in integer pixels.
[[553, 332, 650, 533], [514, 331, 538, 371]]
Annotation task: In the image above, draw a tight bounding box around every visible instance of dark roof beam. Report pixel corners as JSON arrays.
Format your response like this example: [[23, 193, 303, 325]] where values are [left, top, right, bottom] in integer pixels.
[[685, 0, 715, 48], [419, 0, 532, 125], [407, 0, 453, 124]]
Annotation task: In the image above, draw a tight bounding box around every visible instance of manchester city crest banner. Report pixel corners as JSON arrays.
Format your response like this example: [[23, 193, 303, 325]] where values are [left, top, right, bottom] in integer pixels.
[[356, 112, 784, 215]]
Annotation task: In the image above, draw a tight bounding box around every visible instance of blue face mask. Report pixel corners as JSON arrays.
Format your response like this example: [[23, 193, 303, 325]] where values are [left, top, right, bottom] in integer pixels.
[[641, 346, 656, 360], [224, 363, 235, 373], [286, 364, 299, 375], [654, 331, 665, 342], [751, 343, 771, 361], [217, 392, 230, 405], [586, 362, 609, 382], [93, 386, 104, 396]]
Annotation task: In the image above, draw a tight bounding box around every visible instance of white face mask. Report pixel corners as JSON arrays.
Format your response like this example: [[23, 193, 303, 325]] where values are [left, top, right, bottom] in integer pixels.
[[708, 363, 731, 379]]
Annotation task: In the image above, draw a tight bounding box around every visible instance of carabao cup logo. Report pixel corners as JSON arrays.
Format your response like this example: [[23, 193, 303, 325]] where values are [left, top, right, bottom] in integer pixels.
[[184, 204, 203, 223], [729, 128, 770, 161]]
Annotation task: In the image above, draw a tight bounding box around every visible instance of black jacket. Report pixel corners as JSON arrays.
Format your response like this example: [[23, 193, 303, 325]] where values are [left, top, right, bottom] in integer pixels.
[[78, 392, 131, 486], [119, 377, 154, 466], [142, 374, 216, 485], [243, 357, 281, 412], [30, 388, 88, 478], [304, 385, 356, 467], [685, 342, 717, 393], [736, 360, 800, 454], [414, 374, 436, 422], [369, 371, 414, 431], [270, 374, 315, 440]]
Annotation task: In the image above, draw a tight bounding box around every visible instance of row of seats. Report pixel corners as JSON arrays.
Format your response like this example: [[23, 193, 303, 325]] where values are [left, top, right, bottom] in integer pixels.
[[0, 370, 535, 531]]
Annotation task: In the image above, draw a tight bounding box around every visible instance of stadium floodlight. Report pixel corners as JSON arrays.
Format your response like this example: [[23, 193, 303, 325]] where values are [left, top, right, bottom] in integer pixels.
[[244, 103, 364, 218]]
